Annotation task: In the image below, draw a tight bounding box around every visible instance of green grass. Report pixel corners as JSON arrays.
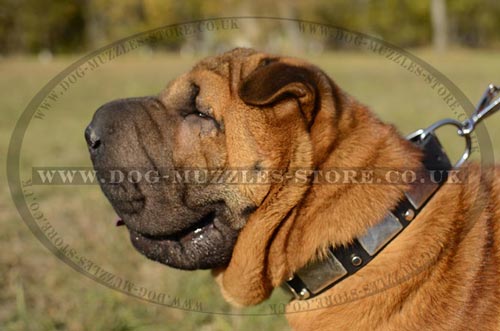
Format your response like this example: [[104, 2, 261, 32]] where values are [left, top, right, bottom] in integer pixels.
[[1, 49, 499, 331]]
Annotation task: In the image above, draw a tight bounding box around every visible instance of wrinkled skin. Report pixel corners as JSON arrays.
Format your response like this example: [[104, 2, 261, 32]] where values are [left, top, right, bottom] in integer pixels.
[[85, 48, 293, 269]]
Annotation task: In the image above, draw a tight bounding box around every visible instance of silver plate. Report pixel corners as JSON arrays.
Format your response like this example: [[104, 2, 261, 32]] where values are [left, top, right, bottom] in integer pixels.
[[296, 251, 348, 295], [405, 168, 440, 209], [358, 212, 403, 256]]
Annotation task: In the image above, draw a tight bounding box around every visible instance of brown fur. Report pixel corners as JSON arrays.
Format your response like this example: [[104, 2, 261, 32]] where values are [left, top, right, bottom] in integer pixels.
[[184, 49, 500, 330]]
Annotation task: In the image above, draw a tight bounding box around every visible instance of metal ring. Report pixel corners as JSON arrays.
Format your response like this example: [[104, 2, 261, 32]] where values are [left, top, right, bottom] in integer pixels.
[[419, 118, 463, 139]]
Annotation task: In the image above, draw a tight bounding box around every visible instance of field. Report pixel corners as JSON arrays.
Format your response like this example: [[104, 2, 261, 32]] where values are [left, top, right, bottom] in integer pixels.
[[1, 49, 500, 331]]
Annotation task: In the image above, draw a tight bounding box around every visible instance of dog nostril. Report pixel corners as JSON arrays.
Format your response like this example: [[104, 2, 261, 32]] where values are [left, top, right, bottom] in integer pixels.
[[85, 126, 101, 150], [91, 137, 101, 149]]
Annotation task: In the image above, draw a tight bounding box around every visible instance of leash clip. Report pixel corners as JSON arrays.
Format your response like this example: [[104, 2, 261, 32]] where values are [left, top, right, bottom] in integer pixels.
[[460, 84, 500, 136], [407, 83, 500, 168]]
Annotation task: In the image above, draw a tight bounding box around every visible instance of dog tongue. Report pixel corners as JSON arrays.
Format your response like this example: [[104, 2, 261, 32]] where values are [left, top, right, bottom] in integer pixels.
[[116, 219, 125, 227]]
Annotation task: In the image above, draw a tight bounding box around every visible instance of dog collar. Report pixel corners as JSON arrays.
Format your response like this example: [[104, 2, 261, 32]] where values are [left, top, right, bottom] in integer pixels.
[[284, 131, 453, 300], [285, 81, 500, 300]]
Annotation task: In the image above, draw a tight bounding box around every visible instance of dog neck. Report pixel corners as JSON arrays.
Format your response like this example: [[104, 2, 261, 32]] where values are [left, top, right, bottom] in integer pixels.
[[263, 91, 422, 281], [218, 87, 423, 307], [284, 125, 456, 301]]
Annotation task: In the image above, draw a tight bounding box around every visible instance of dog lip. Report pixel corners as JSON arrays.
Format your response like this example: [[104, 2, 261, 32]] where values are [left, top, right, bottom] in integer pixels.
[[127, 212, 239, 270], [136, 211, 217, 242]]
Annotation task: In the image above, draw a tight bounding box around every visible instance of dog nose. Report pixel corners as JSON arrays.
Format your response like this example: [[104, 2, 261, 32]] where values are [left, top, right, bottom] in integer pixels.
[[85, 125, 101, 150], [86, 97, 165, 156]]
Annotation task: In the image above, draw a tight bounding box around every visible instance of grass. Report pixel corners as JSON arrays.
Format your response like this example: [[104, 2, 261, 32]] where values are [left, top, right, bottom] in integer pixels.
[[1, 48, 499, 331]]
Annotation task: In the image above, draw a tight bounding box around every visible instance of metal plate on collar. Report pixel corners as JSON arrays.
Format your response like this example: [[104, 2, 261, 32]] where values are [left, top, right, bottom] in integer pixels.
[[358, 212, 403, 256], [295, 251, 348, 295], [405, 177, 439, 210]]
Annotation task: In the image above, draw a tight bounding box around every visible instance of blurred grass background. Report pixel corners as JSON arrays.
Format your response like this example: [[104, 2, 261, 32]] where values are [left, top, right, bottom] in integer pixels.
[[2, 1, 500, 331]]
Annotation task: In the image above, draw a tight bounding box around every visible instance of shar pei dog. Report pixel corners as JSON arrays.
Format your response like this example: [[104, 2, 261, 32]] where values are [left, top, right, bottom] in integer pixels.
[[85, 48, 500, 330]]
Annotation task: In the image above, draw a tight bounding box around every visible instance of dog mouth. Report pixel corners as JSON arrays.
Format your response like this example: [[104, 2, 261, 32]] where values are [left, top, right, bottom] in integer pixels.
[[97, 177, 240, 270], [125, 211, 239, 270], [135, 211, 217, 243]]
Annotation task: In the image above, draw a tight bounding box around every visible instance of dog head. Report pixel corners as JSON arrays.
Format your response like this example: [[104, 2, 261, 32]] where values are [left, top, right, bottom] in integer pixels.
[[85, 48, 337, 270]]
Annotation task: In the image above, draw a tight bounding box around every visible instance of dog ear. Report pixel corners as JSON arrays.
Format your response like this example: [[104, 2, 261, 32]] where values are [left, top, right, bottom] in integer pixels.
[[238, 61, 319, 123]]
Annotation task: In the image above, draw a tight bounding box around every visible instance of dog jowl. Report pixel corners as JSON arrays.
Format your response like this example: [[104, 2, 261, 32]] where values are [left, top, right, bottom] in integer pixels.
[[86, 48, 500, 331]]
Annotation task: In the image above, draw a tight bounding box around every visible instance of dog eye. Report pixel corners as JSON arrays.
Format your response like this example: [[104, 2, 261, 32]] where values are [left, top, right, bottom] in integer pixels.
[[193, 110, 210, 119], [183, 107, 214, 121], [181, 83, 210, 118]]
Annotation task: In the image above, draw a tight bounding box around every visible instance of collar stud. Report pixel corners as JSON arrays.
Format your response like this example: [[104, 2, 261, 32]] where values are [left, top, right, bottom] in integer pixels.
[[404, 209, 415, 221], [350, 254, 363, 267], [299, 288, 311, 299]]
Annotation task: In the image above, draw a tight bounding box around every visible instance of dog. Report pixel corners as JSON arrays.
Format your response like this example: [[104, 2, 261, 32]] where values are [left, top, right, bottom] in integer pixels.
[[85, 48, 500, 330]]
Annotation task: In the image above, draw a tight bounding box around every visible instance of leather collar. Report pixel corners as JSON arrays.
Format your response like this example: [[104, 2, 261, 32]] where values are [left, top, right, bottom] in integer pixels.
[[284, 132, 452, 300]]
